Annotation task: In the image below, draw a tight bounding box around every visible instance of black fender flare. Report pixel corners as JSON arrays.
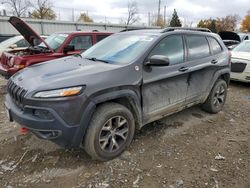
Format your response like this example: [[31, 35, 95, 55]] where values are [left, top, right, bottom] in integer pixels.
[[72, 89, 142, 148], [203, 68, 230, 102]]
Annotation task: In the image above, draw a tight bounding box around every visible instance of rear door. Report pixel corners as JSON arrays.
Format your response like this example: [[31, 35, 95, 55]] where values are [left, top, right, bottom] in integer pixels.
[[142, 34, 189, 123], [185, 35, 223, 106]]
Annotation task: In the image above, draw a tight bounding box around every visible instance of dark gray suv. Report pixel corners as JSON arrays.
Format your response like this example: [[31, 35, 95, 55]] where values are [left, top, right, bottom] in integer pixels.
[[5, 28, 231, 161]]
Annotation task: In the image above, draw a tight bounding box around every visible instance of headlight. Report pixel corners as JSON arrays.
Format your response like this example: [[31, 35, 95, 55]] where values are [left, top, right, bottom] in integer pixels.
[[8, 57, 15, 67], [33, 86, 84, 98]]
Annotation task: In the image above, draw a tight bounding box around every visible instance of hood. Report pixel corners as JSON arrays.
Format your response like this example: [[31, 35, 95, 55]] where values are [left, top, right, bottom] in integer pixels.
[[12, 56, 121, 91], [9, 17, 53, 51], [231, 51, 250, 60], [219, 31, 241, 42]]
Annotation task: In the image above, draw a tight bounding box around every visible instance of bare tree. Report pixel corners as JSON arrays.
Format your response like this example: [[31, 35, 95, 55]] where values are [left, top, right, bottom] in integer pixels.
[[125, 1, 140, 25], [2, 0, 31, 17], [31, 0, 56, 20]]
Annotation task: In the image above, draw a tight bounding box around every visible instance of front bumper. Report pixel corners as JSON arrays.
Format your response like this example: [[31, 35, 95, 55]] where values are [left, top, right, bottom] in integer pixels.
[[231, 71, 250, 83], [0, 64, 19, 79], [5, 94, 95, 148]]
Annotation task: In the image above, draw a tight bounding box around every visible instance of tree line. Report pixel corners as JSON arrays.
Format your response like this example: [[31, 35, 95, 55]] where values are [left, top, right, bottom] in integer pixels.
[[2, 0, 250, 32]]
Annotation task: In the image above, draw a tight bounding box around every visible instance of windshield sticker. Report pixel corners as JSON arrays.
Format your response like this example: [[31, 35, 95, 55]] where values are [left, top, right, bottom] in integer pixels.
[[58, 34, 68, 38]]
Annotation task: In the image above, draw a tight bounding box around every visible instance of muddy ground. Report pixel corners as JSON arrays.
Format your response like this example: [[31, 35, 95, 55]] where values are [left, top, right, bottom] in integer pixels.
[[0, 77, 249, 188]]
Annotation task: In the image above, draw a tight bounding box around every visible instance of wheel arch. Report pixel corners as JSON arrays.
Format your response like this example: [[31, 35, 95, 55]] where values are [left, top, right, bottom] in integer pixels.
[[92, 89, 142, 130]]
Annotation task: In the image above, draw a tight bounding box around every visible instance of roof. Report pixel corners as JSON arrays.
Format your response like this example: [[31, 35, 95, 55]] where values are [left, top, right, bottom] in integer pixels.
[[53, 31, 113, 35]]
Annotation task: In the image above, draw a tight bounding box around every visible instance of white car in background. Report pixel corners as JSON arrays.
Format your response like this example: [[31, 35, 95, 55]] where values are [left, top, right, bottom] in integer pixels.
[[0, 35, 47, 60], [231, 40, 250, 83], [0, 36, 29, 59]]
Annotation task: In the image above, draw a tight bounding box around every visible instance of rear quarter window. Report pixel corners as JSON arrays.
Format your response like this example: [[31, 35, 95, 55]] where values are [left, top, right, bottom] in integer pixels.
[[186, 35, 210, 60], [207, 37, 222, 54]]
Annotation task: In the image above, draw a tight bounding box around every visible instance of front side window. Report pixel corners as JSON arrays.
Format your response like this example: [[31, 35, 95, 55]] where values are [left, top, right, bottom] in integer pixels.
[[149, 35, 184, 65], [82, 34, 157, 64], [186, 35, 210, 60], [69, 36, 93, 50]]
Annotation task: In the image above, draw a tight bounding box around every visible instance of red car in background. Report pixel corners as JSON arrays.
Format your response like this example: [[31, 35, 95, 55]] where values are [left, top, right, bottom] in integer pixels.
[[0, 16, 112, 79]]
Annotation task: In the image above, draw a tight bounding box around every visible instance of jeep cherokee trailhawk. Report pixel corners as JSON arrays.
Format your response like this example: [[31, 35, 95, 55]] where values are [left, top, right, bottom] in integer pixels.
[[5, 28, 231, 161]]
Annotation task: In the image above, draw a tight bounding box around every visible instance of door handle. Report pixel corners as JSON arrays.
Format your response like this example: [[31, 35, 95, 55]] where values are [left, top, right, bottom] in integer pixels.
[[178, 67, 189, 72], [211, 59, 218, 64]]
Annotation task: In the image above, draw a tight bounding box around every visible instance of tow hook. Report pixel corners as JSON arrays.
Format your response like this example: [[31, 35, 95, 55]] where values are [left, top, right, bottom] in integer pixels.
[[20, 127, 29, 134]]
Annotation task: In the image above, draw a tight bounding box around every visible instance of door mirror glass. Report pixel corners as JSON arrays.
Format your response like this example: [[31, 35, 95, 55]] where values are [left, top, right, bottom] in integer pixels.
[[63, 45, 75, 53], [146, 55, 170, 66]]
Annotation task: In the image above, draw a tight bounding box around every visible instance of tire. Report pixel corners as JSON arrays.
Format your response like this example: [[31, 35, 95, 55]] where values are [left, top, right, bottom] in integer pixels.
[[84, 102, 135, 161], [202, 79, 228, 114]]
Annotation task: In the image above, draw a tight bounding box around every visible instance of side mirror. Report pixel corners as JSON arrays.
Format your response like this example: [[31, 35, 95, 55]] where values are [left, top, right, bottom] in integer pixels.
[[146, 55, 170, 66], [63, 45, 75, 53], [9, 44, 18, 49]]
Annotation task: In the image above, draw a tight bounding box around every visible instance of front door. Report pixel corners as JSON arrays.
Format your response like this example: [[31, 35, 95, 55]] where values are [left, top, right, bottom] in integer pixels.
[[142, 35, 189, 124]]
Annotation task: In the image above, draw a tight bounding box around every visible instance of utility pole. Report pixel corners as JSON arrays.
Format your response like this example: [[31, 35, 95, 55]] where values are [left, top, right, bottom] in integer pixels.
[[157, 0, 161, 22], [72, 8, 75, 22], [148, 12, 151, 26], [164, 5, 166, 25]]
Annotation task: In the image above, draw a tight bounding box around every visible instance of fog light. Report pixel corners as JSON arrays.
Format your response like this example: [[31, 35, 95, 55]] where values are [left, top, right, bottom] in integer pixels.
[[14, 64, 25, 69], [33, 109, 54, 120]]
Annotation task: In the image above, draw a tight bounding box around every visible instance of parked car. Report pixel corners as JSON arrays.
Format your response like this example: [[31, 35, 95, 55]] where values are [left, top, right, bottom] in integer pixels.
[[219, 31, 241, 50], [238, 33, 250, 41], [230, 40, 250, 82], [0, 16, 112, 79], [5, 28, 231, 161], [0, 35, 47, 61]]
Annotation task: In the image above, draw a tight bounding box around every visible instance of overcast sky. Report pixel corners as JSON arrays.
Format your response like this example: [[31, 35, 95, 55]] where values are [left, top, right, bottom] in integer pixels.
[[1, 0, 249, 25], [51, 0, 249, 25]]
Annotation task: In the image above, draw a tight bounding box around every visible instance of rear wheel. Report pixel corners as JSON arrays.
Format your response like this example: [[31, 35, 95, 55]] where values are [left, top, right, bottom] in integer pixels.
[[202, 79, 227, 113], [84, 103, 135, 161]]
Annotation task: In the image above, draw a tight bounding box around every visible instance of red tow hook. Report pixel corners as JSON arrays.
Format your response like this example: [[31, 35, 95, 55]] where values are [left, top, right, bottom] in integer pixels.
[[20, 127, 29, 134]]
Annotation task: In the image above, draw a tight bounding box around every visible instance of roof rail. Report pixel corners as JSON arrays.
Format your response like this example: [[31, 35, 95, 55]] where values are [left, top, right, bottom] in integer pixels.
[[161, 27, 211, 33], [119, 28, 156, 32]]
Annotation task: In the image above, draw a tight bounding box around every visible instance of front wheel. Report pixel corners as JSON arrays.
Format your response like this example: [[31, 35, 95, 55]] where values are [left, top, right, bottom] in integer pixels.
[[202, 79, 228, 114], [84, 103, 135, 161]]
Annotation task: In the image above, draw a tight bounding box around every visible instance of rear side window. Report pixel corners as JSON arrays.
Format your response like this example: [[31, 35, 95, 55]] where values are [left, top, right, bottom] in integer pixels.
[[149, 35, 184, 65], [96, 35, 109, 42], [69, 35, 93, 50], [207, 37, 222, 54], [186, 35, 210, 60]]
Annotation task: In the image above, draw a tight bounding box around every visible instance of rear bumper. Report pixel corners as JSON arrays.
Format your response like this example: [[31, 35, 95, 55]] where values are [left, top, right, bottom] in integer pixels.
[[5, 94, 96, 148]]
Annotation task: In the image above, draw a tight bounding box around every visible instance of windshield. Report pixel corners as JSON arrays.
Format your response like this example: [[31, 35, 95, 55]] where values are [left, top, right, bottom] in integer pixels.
[[238, 33, 244, 41], [39, 33, 69, 51], [82, 34, 157, 64], [0, 36, 23, 49], [233, 41, 250, 52]]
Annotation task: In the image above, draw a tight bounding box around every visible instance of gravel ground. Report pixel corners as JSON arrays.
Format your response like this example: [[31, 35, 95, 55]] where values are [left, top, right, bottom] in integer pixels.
[[0, 77, 249, 188]]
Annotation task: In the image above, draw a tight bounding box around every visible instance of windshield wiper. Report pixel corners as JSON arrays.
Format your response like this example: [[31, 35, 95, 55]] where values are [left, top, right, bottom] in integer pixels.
[[85, 57, 109, 64]]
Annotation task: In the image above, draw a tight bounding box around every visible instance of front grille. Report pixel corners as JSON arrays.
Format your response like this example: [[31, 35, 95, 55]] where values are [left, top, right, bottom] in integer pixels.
[[7, 80, 27, 109], [231, 62, 247, 73]]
